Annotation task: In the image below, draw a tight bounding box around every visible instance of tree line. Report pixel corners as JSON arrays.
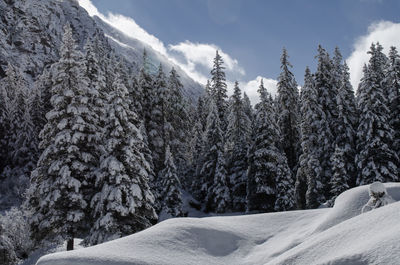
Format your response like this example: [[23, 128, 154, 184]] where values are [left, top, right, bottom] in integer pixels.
[[0, 25, 399, 253]]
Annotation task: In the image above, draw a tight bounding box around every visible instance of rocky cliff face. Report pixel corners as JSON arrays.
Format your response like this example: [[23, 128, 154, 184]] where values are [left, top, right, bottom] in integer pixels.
[[0, 0, 203, 98]]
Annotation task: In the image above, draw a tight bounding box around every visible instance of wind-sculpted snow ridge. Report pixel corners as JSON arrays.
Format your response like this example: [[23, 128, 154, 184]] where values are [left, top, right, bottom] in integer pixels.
[[36, 183, 400, 265]]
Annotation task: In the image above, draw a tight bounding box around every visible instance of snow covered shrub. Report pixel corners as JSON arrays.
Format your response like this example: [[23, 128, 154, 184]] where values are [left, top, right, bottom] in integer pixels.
[[0, 207, 34, 260], [361, 182, 395, 213], [0, 226, 17, 265]]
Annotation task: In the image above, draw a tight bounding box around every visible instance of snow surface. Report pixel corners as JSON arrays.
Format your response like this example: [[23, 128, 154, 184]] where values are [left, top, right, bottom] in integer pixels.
[[36, 183, 400, 265]]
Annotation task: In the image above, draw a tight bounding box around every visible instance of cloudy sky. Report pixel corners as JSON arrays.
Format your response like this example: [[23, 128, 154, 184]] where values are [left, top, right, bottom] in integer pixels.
[[78, 0, 400, 103]]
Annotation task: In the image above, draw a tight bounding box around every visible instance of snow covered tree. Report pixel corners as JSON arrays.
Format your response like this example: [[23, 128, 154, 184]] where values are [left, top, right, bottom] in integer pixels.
[[210, 50, 228, 128], [88, 71, 157, 245], [331, 62, 358, 194], [196, 95, 208, 132], [32, 67, 53, 134], [356, 43, 399, 185], [247, 80, 292, 212], [148, 64, 167, 174], [166, 68, 190, 174], [385, 46, 400, 163], [28, 24, 98, 250], [329, 145, 349, 204], [242, 92, 254, 124], [158, 145, 184, 220], [0, 207, 34, 260], [138, 49, 154, 126], [189, 120, 205, 200], [208, 151, 231, 213], [12, 85, 38, 194], [0, 64, 37, 208], [225, 81, 251, 211], [276, 48, 300, 175], [0, 64, 26, 171], [200, 99, 230, 212], [296, 67, 325, 209], [314, 45, 336, 199]]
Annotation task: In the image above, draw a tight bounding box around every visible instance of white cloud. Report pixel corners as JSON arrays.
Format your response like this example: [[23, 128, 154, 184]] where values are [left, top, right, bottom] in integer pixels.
[[169, 41, 245, 74], [167, 41, 245, 85], [240, 76, 277, 105], [347, 21, 400, 89]]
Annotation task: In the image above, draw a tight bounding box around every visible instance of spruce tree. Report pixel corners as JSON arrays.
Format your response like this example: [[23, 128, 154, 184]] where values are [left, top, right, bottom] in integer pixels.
[[148, 64, 167, 174], [88, 72, 157, 245], [242, 92, 254, 124], [314, 45, 336, 199], [12, 85, 38, 201], [166, 68, 190, 174], [196, 95, 208, 132], [200, 99, 230, 212], [158, 145, 184, 220], [0, 65, 37, 208], [296, 67, 325, 209], [331, 62, 358, 195], [210, 51, 228, 127], [356, 43, 399, 185], [189, 120, 205, 201], [1, 64, 25, 171], [247, 80, 292, 212], [329, 145, 349, 203], [385, 46, 400, 163], [225, 81, 251, 211], [276, 48, 300, 175], [29, 24, 98, 250], [138, 49, 154, 126]]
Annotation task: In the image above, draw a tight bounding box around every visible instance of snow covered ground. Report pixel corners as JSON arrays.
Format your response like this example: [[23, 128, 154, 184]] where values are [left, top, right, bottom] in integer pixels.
[[36, 183, 400, 265]]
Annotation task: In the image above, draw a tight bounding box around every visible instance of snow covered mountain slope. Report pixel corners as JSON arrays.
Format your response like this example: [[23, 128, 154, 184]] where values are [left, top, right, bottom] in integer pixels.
[[0, 0, 202, 98], [92, 16, 203, 100], [36, 183, 400, 265]]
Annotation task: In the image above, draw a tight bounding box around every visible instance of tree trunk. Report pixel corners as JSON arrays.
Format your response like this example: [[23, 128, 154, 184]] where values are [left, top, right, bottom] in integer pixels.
[[67, 238, 74, 251]]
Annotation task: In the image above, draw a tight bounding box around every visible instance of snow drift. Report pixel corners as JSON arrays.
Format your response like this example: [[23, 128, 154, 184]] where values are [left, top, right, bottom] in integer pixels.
[[36, 183, 400, 265]]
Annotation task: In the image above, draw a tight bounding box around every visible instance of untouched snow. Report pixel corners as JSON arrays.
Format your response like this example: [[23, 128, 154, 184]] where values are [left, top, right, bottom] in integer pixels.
[[36, 183, 400, 265]]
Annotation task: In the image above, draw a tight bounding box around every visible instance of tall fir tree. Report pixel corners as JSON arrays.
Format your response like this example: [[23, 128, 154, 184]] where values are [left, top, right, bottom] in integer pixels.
[[200, 99, 230, 212], [32, 67, 53, 134], [385, 46, 400, 165], [356, 43, 399, 185], [296, 67, 325, 209], [29, 24, 98, 250], [330, 62, 358, 200], [148, 64, 167, 174], [88, 71, 157, 245], [242, 92, 254, 124], [138, 49, 154, 126], [189, 120, 205, 200], [247, 80, 292, 212], [314, 45, 337, 199], [276, 48, 300, 175], [225, 81, 251, 211], [0, 65, 37, 208], [166, 68, 190, 175], [210, 50, 228, 128], [158, 145, 184, 220], [0, 64, 26, 172]]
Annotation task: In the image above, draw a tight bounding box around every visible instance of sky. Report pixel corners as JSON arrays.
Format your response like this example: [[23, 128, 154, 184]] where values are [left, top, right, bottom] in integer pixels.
[[78, 0, 400, 103]]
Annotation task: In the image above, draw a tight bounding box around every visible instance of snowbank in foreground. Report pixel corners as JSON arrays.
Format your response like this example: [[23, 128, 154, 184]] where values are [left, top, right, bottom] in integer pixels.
[[36, 183, 400, 265]]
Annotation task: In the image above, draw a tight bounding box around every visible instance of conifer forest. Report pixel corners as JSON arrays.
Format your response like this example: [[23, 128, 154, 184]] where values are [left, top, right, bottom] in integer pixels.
[[0, 0, 399, 264]]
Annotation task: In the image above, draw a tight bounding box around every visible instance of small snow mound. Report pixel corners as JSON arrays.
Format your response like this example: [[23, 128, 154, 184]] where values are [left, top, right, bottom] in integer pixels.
[[362, 182, 395, 213], [315, 182, 400, 232], [369, 181, 386, 195]]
